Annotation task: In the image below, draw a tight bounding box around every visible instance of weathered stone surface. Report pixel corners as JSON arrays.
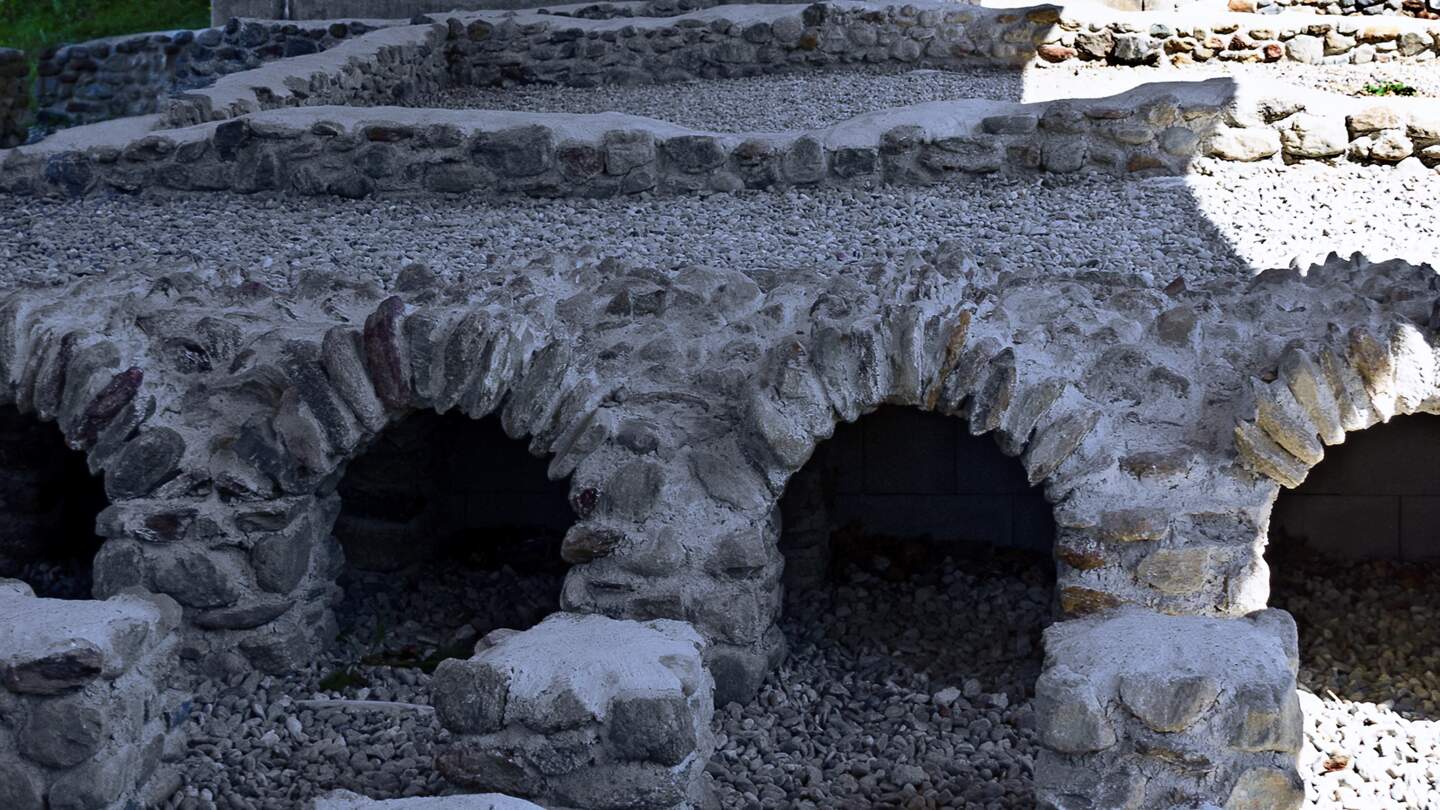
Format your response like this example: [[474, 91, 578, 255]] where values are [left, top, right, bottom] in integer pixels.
[[1118, 672, 1220, 732], [1, 640, 104, 694], [1207, 126, 1280, 161], [105, 427, 185, 499], [1280, 114, 1349, 159], [19, 696, 106, 767], [609, 694, 697, 765], [0, 762, 43, 810], [1137, 546, 1214, 595], [1224, 767, 1304, 810], [1035, 665, 1116, 754]]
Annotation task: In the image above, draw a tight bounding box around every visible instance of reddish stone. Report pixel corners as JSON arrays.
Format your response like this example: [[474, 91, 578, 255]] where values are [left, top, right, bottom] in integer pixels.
[[363, 296, 409, 409], [78, 366, 142, 446], [1037, 43, 1077, 62]]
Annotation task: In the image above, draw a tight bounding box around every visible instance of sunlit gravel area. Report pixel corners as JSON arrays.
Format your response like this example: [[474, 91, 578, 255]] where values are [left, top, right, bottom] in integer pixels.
[[1270, 550, 1440, 809]]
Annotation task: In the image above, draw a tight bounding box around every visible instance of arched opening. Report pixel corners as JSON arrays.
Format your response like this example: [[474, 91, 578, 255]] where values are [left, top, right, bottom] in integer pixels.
[[1266, 413, 1440, 807], [180, 411, 575, 805], [0, 405, 107, 599], [711, 406, 1055, 807], [329, 411, 572, 679]]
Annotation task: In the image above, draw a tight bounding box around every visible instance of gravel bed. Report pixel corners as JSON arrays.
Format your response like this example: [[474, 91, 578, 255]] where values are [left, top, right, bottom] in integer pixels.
[[707, 550, 1050, 810], [407, 66, 1027, 131], [3, 163, 1436, 294], [407, 62, 1438, 133], [160, 558, 563, 810], [1270, 549, 1440, 809]]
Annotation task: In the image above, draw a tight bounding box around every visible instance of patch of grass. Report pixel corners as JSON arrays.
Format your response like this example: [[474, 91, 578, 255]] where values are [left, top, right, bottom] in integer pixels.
[[1362, 81, 1418, 98], [0, 0, 210, 60]]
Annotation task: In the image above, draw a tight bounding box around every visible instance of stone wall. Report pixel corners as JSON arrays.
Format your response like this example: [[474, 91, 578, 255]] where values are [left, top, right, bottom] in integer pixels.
[[0, 243, 1433, 808], [0, 579, 186, 810], [0, 50, 28, 149], [34, 18, 382, 129], [160, 23, 449, 127], [4, 78, 1438, 202], [1243, 0, 1440, 19], [437, 3, 1440, 84]]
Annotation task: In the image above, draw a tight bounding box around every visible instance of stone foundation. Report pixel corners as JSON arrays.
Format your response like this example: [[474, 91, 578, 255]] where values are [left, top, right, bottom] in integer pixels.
[[0, 580, 186, 810], [1035, 608, 1304, 810], [0, 227, 1433, 806], [432, 613, 714, 810], [5, 77, 1440, 201]]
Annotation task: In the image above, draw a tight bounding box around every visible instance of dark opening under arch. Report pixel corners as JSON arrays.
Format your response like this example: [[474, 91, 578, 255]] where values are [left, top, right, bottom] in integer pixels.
[[0, 405, 107, 599], [710, 405, 1055, 808]]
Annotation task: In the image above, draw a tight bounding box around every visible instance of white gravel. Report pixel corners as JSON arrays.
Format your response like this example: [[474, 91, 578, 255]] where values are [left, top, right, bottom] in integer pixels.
[[2, 163, 1436, 294], [1270, 551, 1440, 809], [407, 62, 1440, 133]]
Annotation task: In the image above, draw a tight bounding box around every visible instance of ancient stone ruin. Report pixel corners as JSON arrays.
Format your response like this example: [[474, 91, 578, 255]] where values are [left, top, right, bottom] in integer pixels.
[[0, 0, 1438, 808]]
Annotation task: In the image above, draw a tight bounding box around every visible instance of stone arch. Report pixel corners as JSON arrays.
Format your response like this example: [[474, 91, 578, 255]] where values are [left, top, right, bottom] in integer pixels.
[[1235, 322, 1440, 492], [0, 263, 621, 676], [0, 403, 109, 598], [553, 254, 1132, 702]]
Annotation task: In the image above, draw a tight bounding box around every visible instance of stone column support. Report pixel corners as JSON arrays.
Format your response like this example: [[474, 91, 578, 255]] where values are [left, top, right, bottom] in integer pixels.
[[432, 613, 714, 810], [92, 494, 344, 676], [1034, 607, 1304, 810], [0, 579, 188, 810]]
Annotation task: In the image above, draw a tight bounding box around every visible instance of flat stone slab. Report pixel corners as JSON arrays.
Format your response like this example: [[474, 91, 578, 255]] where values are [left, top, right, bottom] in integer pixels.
[[313, 791, 542, 809], [0, 581, 176, 693]]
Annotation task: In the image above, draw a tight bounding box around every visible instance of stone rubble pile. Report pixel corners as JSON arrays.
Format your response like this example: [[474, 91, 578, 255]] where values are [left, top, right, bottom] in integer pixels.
[[0, 579, 186, 810]]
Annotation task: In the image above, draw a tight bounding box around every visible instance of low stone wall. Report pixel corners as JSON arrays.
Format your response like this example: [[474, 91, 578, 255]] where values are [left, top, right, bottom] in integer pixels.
[[4, 78, 1437, 200], [1035, 608, 1305, 810], [1245, 0, 1440, 19], [0, 579, 186, 810], [439, 1, 1440, 88], [160, 23, 449, 126], [432, 613, 715, 810], [0, 50, 28, 149], [313, 792, 542, 809], [34, 18, 385, 129], [109, 2, 1440, 136]]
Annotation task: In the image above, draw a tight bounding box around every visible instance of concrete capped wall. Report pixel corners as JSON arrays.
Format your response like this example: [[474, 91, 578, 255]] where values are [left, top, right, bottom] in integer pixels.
[[213, 0, 556, 26]]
